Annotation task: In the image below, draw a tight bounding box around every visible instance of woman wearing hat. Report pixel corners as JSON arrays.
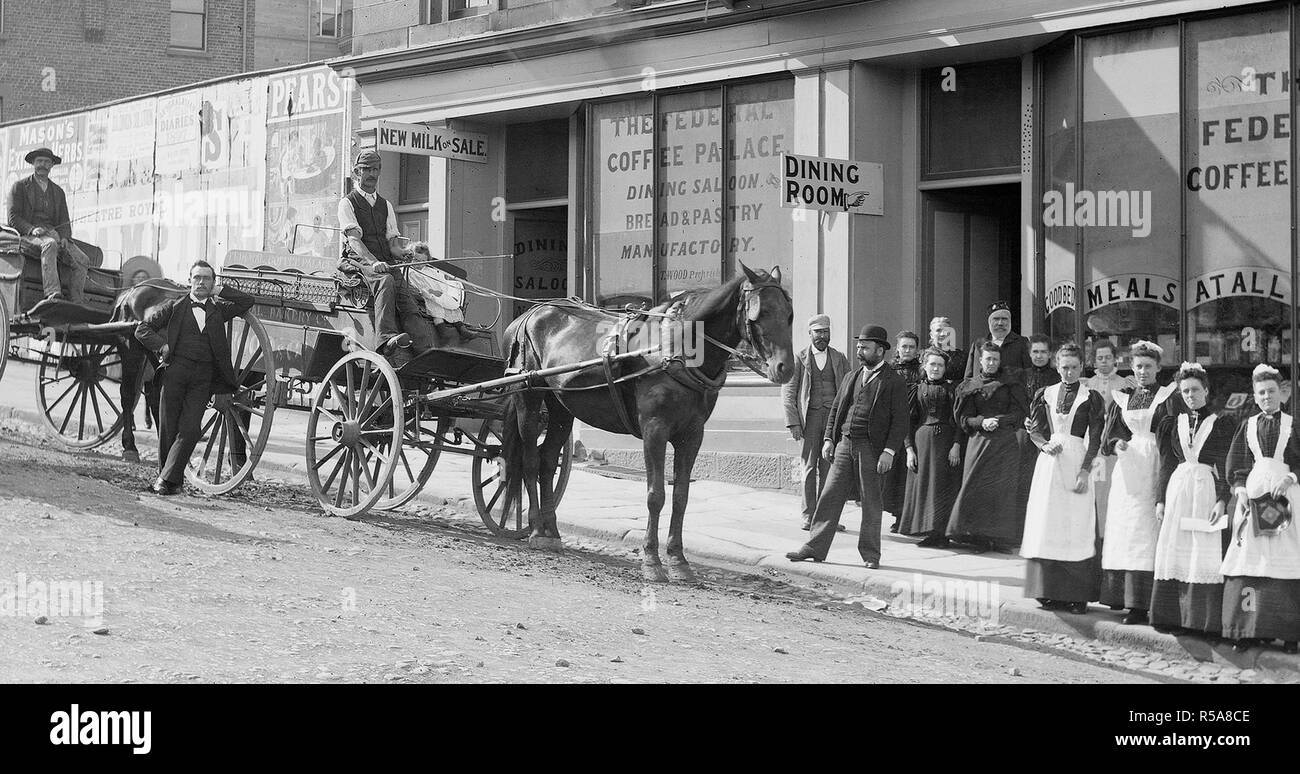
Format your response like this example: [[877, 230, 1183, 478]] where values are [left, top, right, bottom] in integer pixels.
[[6, 147, 90, 304], [947, 341, 1031, 552]]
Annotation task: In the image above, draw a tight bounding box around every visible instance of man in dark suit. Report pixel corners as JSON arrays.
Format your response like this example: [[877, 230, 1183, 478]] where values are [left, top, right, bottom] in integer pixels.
[[786, 324, 910, 569], [6, 147, 90, 303], [963, 301, 1031, 380], [782, 314, 851, 530], [135, 260, 254, 495]]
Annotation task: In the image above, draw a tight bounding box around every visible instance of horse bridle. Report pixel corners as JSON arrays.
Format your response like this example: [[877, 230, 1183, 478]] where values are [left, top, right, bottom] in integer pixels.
[[702, 274, 791, 378]]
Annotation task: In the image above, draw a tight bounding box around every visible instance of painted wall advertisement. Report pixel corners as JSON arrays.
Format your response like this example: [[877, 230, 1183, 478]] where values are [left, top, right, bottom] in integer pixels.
[[1, 63, 345, 281], [264, 65, 349, 258]]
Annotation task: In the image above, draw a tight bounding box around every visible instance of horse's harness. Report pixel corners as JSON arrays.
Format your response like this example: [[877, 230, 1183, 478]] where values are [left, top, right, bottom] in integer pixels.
[[590, 274, 789, 438]]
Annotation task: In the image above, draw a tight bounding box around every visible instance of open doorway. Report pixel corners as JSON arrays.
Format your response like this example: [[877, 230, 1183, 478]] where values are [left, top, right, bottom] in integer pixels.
[[922, 184, 1020, 347]]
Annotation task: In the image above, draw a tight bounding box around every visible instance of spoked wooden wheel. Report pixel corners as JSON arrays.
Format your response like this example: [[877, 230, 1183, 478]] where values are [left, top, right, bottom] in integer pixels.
[[186, 314, 278, 495], [306, 351, 403, 518], [372, 396, 449, 511], [471, 417, 573, 539], [35, 338, 129, 449]]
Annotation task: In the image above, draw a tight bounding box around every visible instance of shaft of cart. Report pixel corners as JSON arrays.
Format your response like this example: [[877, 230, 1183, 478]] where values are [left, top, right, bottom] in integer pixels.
[[423, 346, 661, 402]]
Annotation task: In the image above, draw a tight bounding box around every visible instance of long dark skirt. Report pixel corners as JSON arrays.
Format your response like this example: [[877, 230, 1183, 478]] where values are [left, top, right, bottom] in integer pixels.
[[1222, 576, 1300, 643], [947, 427, 1022, 543], [1025, 557, 1100, 603], [899, 423, 959, 536], [1150, 579, 1223, 634], [1099, 569, 1154, 611]]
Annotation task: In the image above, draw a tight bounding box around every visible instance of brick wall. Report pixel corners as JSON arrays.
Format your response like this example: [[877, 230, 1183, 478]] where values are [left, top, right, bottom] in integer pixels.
[[0, 0, 256, 121]]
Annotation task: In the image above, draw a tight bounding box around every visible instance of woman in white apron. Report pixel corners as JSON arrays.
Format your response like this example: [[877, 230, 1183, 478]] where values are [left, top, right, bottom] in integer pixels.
[[1222, 364, 1300, 654], [1021, 344, 1105, 614], [1098, 341, 1179, 625], [1151, 363, 1236, 636]]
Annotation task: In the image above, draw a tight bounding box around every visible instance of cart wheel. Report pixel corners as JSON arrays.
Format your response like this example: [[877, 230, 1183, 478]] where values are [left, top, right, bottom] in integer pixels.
[[373, 400, 449, 511], [471, 417, 573, 539], [306, 350, 403, 518], [35, 339, 129, 449], [0, 291, 9, 383], [186, 314, 278, 495]]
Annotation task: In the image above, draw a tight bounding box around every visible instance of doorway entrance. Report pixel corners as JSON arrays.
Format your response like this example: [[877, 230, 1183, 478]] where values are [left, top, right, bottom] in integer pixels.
[[921, 184, 1020, 347], [507, 206, 568, 320]]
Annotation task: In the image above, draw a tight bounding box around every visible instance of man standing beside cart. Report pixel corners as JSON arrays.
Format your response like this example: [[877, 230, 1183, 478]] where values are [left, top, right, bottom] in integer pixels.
[[336, 149, 435, 358]]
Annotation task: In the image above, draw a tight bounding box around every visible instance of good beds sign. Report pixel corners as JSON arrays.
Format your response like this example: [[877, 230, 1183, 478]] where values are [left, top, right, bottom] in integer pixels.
[[780, 153, 883, 215], [376, 121, 488, 164]]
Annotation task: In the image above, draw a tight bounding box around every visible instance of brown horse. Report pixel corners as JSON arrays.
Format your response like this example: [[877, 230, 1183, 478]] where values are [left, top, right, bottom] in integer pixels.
[[499, 264, 794, 582]]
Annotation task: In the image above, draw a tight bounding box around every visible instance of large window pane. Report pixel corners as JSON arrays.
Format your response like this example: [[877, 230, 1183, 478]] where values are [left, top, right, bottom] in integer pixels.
[[658, 90, 724, 296], [1185, 10, 1291, 404], [170, 12, 204, 49], [591, 98, 653, 306], [925, 58, 1021, 178], [726, 80, 793, 286], [1081, 26, 1181, 365], [1041, 43, 1078, 346]]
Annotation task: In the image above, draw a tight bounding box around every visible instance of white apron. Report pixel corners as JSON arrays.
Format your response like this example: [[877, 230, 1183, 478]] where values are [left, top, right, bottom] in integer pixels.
[[1020, 383, 1097, 562], [1102, 383, 1177, 572], [1221, 413, 1300, 579], [1153, 413, 1226, 584]]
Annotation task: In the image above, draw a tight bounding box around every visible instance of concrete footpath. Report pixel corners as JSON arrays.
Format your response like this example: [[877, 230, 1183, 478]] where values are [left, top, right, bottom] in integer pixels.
[[2, 357, 1298, 677]]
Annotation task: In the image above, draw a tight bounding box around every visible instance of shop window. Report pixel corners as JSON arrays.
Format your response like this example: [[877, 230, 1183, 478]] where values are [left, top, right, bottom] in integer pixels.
[[591, 97, 654, 306], [1184, 9, 1291, 386], [1040, 43, 1078, 347], [1080, 26, 1181, 365], [399, 154, 430, 205], [922, 58, 1021, 179], [589, 80, 794, 307], [726, 80, 793, 285], [657, 90, 724, 296]]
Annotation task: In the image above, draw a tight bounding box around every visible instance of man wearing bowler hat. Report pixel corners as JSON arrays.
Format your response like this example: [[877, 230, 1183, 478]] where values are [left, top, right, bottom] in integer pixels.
[[6, 147, 90, 304], [787, 324, 910, 569], [782, 314, 851, 530]]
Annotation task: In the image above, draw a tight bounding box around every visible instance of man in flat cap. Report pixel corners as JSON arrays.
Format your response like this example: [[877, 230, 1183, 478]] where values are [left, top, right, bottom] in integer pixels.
[[6, 147, 90, 303], [337, 149, 435, 357], [787, 324, 910, 569], [782, 314, 851, 530]]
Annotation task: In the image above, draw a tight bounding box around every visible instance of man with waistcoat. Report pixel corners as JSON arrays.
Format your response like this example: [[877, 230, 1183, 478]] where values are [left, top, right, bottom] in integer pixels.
[[135, 260, 254, 496], [786, 324, 910, 569], [337, 149, 435, 356], [782, 314, 851, 530], [6, 147, 90, 304]]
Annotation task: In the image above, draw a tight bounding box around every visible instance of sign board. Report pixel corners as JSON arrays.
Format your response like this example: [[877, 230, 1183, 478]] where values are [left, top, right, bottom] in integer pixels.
[[376, 120, 488, 164], [780, 153, 883, 215]]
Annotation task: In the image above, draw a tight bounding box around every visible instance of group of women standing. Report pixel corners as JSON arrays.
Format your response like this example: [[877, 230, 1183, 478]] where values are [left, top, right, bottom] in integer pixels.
[[891, 327, 1300, 654]]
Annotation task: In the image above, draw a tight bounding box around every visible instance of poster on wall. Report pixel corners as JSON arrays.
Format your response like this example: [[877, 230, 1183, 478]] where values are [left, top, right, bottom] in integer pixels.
[[155, 92, 202, 179], [264, 66, 349, 258], [3, 115, 86, 196]]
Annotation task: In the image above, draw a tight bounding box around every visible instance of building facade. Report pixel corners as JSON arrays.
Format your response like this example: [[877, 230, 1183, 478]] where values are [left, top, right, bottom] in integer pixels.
[[0, 0, 353, 123], [340, 0, 1299, 414]]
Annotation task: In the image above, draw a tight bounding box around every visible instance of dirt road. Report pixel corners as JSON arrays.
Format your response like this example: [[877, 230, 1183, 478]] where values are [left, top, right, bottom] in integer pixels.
[[0, 424, 1155, 683]]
